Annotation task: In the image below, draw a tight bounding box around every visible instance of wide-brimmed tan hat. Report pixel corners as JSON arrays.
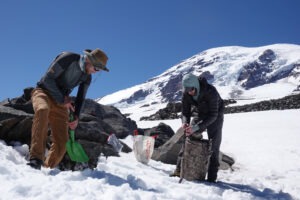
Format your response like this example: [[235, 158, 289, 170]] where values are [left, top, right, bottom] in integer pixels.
[[84, 48, 109, 72]]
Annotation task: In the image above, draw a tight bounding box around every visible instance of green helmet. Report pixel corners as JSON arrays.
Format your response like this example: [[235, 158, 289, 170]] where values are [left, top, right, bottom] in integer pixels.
[[182, 74, 200, 100]]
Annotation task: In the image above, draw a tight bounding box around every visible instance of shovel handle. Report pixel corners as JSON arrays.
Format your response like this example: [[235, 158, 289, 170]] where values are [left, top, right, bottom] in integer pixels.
[[69, 129, 75, 142], [69, 109, 75, 122]]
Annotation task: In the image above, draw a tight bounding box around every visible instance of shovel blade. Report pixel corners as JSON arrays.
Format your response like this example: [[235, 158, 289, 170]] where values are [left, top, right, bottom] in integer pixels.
[[66, 140, 89, 162]]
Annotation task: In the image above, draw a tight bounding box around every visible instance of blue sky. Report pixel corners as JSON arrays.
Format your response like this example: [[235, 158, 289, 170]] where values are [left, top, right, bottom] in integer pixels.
[[0, 0, 299, 101]]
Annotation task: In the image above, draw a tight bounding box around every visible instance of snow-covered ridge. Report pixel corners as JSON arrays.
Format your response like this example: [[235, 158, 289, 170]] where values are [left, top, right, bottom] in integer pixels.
[[98, 44, 300, 120]]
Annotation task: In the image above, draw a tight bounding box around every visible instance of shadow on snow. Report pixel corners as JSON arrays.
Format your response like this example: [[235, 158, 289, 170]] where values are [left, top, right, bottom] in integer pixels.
[[83, 169, 160, 193], [213, 181, 293, 200]]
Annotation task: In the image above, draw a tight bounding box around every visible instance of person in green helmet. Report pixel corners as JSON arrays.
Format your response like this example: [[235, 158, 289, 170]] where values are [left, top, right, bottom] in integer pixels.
[[171, 73, 224, 183]]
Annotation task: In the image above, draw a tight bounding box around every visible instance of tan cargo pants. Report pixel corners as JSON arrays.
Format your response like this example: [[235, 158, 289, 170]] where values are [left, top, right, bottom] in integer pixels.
[[30, 88, 69, 168]]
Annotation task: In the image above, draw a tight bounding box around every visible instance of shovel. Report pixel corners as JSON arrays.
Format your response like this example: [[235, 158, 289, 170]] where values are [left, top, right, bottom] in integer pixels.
[[66, 111, 89, 162]]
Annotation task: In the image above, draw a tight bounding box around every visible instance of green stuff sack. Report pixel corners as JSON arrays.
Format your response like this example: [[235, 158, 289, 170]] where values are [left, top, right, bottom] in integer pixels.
[[66, 113, 89, 162]]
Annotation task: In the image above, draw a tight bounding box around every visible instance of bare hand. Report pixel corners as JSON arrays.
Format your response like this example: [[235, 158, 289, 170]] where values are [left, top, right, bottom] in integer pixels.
[[64, 96, 75, 112], [184, 125, 193, 137], [182, 123, 189, 129], [182, 123, 193, 136], [69, 116, 78, 130]]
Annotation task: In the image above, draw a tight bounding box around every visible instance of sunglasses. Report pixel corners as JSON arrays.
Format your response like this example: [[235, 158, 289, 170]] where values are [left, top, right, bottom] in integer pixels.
[[93, 63, 105, 71], [185, 87, 195, 92], [94, 66, 102, 71], [86, 60, 103, 71]]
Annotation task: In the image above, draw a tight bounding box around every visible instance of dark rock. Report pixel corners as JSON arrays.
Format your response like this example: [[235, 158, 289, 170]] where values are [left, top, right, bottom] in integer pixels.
[[195, 58, 214, 68], [0, 105, 33, 145], [151, 127, 235, 170], [161, 75, 183, 102], [237, 49, 294, 89], [140, 102, 182, 121], [151, 127, 185, 165], [258, 49, 276, 62], [225, 93, 300, 114], [0, 87, 34, 114], [79, 99, 137, 139], [120, 89, 151, 104], [144, 122, 175, 148], [140, 93, 300, 121]]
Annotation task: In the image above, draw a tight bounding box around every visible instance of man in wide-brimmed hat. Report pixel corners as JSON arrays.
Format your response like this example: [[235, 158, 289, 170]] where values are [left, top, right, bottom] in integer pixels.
[[27, 48, 109, 170]]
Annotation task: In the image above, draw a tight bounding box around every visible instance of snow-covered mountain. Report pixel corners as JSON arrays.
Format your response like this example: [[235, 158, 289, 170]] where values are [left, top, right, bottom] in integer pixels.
[[98, 44, 300, 120]]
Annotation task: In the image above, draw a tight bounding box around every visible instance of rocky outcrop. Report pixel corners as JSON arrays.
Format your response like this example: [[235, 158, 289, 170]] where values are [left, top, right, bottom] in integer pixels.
[[140, 93, 300, 121], [0, 87, 136, 170], [0, 105, 33, 145], [225, 93, 300, 113], [238, 49, 278, 89], [140, 102, 182, 121], [143, 122, 175, 148], [160, 75, 183, 102]]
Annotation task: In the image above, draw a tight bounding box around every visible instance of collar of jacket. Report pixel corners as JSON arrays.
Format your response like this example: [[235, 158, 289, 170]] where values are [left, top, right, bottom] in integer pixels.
[[79, 55, 87, 73], [196, 79, 208, 101]]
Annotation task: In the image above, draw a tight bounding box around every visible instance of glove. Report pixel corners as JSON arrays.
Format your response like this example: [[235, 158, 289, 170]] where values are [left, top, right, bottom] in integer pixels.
[[191, 125, 200, 133], [189, 125, 203, 140], [184, 124, 200, 136], [185, 124, 202, 136]]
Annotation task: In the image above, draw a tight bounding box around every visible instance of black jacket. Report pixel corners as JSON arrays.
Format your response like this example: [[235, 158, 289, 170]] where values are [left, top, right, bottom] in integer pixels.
[[37, 52, 91, 116], [182, 77, 224, 132]]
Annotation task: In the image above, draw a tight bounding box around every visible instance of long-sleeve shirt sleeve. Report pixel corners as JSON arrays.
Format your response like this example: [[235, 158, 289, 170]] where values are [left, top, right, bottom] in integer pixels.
[[74, 76, 91, 117]]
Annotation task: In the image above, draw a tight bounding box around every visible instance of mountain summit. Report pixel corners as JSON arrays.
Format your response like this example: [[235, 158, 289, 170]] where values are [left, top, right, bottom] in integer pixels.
[[98, 44, 300, 118]]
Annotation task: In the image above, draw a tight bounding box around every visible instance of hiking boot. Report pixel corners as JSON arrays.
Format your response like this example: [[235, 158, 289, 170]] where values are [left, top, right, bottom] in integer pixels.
[[206, 178, 217, 183], [207, 171, 217, 183], [27, 158, 43, 170], [169, 169, 181, 177]]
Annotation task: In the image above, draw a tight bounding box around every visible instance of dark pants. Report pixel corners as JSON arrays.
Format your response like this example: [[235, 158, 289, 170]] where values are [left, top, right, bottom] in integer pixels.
[[176, 114, 224, 181]]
